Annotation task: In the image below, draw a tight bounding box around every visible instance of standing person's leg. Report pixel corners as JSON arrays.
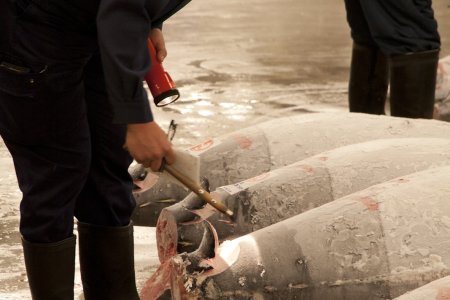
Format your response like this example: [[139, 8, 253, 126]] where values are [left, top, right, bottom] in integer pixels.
[[74, 52, 140, 300], [344, 0, 389, 115], [359, 0, 440, 118], [0, 1, 96, 299]]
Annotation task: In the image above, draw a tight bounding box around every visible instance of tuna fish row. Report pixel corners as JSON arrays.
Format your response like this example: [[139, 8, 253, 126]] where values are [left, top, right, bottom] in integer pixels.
[[155, 138, 450, 263], [169, 166, 450, 299], [142, 137, 450, 299], [131, 112, 450, 226]]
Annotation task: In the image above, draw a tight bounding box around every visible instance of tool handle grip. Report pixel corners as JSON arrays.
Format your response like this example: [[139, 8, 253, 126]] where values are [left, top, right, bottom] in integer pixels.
[[164, 165, 234, 218]]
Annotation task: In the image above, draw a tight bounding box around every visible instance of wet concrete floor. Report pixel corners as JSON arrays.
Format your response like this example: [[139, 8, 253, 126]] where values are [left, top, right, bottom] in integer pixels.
[[0, 0, 449, 298]]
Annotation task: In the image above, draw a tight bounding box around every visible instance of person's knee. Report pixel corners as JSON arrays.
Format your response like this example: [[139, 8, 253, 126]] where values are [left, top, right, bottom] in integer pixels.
[[20, 208, 76, 243]]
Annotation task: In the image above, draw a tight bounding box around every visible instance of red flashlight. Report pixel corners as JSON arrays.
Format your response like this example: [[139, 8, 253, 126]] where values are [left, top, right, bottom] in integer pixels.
[[144, 39, 180, 107]]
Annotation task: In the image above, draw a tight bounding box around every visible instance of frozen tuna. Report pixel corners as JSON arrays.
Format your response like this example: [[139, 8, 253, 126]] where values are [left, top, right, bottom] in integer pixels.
[[132, 113, 450, 226], [156, 138, 450, 261], [169, 166, 450, 299]]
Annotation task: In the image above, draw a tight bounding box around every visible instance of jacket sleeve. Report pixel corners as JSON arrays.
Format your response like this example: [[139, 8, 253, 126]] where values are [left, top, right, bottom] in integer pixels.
[[97, 0, 153, 124]]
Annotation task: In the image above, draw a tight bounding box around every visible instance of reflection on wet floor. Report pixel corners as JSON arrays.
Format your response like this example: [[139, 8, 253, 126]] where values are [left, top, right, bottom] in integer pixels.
[[156, 0, 450, 148]]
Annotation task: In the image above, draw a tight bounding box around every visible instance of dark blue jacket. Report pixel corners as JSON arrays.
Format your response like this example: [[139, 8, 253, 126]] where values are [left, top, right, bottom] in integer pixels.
[[97, 0, 191, 124]]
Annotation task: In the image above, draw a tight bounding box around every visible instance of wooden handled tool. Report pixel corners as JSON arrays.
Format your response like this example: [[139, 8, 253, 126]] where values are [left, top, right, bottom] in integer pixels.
[[164, 164, 234, 219]]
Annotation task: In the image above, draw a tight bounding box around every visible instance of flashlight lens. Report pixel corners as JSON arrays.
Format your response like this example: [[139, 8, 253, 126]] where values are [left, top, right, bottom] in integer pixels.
[[157, 95, 179, 106], [154, 89, 180, 107]]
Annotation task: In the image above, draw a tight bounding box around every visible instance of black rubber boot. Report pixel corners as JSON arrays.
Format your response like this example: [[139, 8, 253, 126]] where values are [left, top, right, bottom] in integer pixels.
[[22, 235, 76, 300], [389, 49, 440, 118], [348, 43, 389, 114], [77, 222, 140, 300]]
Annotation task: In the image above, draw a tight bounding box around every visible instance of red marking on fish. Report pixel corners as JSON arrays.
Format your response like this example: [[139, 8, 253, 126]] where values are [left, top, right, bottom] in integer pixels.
[[437, 287, 450, 300], [156, 215, 178, 262], [231, 133, 252, 149], [357, 197, 379, 211], [298, 165, 314, 173], [317, 156, 328, 161], [158, 220, 167, 230], [189, 138, 214, 152]]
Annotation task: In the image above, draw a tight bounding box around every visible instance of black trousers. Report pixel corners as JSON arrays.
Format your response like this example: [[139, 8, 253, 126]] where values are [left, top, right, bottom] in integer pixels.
[[0, 1, 135, 243], [344, 0, 440, 55]]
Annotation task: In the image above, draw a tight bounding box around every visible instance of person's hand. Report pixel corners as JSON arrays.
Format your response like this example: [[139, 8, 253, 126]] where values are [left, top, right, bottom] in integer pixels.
[[125, 121, 176, 172], [149, 28, 167, 63]]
